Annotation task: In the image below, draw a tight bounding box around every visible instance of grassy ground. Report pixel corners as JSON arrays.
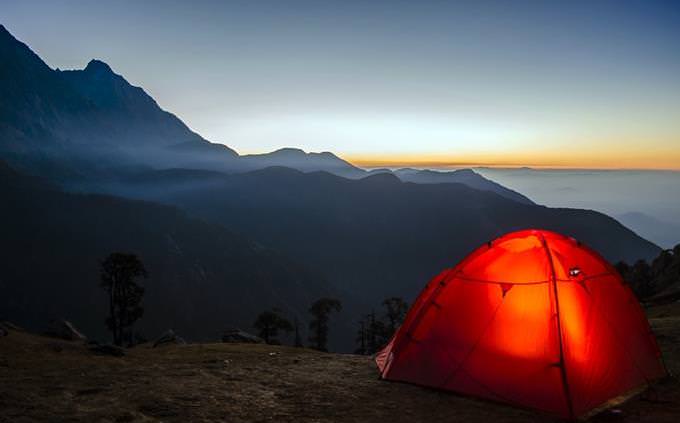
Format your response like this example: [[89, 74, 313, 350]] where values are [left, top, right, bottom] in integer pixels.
[[1, 304, 679, 423]]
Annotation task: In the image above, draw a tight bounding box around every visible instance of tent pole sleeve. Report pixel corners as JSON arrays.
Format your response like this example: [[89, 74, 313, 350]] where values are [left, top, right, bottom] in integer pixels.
[[541, 234, 576, 421]]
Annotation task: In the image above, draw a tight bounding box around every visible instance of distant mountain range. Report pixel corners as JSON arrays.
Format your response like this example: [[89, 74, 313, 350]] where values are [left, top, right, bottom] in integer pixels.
[[104, 165, 660, 302], [371, 168, 533, 204], [0, 24, 663, 351], [0, 23, 533, 204]]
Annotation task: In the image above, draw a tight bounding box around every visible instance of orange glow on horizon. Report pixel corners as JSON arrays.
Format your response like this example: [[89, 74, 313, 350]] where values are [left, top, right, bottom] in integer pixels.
[[344, 150, 680, 170]]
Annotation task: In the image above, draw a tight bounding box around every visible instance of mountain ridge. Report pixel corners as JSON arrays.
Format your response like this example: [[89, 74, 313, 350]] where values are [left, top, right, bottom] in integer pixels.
[[105, 164, 660, 303], [0, 24, 536, 202], [0, 159, 345, 346]]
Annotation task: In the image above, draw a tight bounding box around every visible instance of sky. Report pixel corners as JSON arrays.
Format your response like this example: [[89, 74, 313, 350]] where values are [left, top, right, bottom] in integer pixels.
[[3, 0, 680, 169]]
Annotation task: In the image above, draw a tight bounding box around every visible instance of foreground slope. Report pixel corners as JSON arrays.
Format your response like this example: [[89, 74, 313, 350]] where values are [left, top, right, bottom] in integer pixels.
[[0, 302, 678, 422], [0, 161, 335, 342]]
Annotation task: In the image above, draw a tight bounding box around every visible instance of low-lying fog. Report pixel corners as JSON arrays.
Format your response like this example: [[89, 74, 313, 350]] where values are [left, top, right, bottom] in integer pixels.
[[474, 168, 680, 250]]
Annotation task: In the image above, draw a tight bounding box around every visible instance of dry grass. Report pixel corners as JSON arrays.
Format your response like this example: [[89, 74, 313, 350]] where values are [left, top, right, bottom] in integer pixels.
[[1, 304, 679, 423]]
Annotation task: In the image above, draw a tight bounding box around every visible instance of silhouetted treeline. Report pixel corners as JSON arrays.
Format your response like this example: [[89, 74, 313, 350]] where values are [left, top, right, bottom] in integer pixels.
[[253, 309, 293, 345], [252, 298, 342, 351], [616, 244, 680, 301], [355, 297, 408, 355]]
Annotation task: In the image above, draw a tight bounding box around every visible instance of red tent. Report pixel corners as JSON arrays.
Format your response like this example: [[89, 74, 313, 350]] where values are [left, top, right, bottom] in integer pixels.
[[376, 229, 666, 419]]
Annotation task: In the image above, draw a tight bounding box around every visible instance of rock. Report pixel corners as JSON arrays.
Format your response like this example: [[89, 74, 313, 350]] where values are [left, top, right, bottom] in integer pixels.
[[153, 329, 186, 348], [222, 328, 264, 344], [89, 343, 125, 357], [44, 319, 87, 341], [0, 321, 23, 331], [0, 327, 7, 337]]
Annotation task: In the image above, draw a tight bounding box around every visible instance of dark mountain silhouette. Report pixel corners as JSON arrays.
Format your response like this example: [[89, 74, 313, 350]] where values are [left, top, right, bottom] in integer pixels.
[[0, 160, 342, 345], [369, 167, 533, 204], [59, 59, 213, 150], [0, 24, 233, 179], [0, 24, 537, 200], [106, 166, 660, 302], [0, 24, 340, 179], [241, 148, 365, 178]]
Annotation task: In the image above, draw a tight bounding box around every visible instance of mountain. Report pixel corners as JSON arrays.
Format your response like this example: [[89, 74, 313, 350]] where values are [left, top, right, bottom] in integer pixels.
[[0, 24, 241, 179], [242, 148, 365, 178], [1, 24, 343, 180], [370, 168, 533, 204], [0, 24, 536, 201], [105, 166, 661, 303], [58, 59, 214, 149], [0, 161, 341, 345]]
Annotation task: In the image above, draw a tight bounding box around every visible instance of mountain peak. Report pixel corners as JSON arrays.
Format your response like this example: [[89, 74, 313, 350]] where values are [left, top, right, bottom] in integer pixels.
[[359, 172, 401, 185], [0, 24, 16, 43], [271, 148, 306, 156], [84, 59, 114, 75]]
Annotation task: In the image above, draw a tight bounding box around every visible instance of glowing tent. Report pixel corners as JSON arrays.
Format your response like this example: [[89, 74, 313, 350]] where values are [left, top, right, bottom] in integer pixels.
[[376, 229, 666, 419]]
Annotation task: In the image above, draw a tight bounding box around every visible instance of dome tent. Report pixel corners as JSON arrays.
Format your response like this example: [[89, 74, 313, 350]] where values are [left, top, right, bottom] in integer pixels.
[[376, 229, 666, 419]]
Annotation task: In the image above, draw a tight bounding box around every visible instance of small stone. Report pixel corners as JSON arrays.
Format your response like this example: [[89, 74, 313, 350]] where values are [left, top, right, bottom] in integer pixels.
[[153, 329, 186, 348], [0, 321, 23, 332], [221, 328, 264, 344], [44, 319, 86, 341]]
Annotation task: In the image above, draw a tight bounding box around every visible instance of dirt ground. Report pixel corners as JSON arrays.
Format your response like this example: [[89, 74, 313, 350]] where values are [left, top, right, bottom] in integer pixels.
[[1, 304, 679, 423]]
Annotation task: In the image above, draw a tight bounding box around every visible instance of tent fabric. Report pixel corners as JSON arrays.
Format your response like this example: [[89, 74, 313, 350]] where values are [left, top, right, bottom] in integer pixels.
[[376, 229, 666, 419]]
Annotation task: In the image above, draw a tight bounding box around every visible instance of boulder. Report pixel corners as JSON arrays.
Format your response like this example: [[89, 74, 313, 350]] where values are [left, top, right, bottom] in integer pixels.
[[153, 329, 186, 348], [0, 321, 23, 332], [89, 343, 125, 357], [44, 319, 86, 341], [222, 328, 264, 344]]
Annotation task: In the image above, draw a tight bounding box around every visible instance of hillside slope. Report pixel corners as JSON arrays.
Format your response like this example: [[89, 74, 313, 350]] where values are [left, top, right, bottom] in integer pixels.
[[108, 166, 660, 302], [0, 161, 337, 343]]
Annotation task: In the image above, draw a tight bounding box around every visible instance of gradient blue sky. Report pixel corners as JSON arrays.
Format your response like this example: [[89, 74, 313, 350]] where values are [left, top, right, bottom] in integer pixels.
[[3, 0, 680, 168]]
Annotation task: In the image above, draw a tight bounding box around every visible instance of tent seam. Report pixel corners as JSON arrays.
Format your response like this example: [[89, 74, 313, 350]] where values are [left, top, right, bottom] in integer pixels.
[[540, 233, 576, 420]]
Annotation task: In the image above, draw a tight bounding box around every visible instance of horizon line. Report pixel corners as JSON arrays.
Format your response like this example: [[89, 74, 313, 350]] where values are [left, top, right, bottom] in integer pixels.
[[224, 144, 680, 171], [352, 163, 680, 172], [344, 158, 680, 172]]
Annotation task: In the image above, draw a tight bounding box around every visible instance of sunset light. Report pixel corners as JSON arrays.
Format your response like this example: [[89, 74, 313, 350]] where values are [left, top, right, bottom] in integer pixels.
[[2, 2, 679, 421]]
